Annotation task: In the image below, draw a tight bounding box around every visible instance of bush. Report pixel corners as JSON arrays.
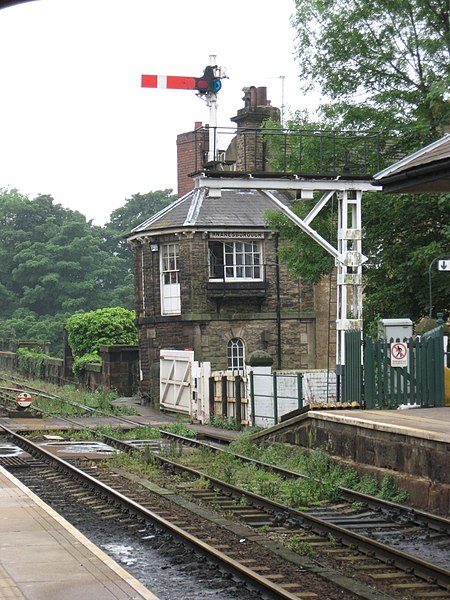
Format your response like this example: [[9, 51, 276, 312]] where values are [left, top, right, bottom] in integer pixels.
[[65, 307, 138, 376], [66, 307, 138, 358], [17, 347, 51, 379], [72, 352, 101, 379]]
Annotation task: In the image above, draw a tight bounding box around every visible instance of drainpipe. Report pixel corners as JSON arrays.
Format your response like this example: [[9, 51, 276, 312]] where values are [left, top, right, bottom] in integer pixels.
[[275, 234, 282, 369]]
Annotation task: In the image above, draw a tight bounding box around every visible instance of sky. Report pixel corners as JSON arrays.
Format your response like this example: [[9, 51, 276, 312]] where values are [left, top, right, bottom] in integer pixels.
[[0, 0, 314, 225]]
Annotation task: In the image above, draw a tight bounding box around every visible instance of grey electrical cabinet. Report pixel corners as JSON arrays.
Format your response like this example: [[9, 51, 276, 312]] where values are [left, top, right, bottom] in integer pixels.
[[378, 318, 413, 341]]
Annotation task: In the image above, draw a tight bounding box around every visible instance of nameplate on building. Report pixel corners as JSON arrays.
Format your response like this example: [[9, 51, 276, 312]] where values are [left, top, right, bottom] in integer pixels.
[[209, 232, 264, 239]]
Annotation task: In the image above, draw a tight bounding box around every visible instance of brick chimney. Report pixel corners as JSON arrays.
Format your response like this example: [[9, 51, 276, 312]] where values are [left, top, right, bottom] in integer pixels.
[[230, 86, 281, 172], [176, 122, 209, 197]]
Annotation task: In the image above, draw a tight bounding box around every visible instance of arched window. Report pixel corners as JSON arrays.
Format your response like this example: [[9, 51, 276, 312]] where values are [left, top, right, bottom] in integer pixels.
[[227, 338, 245, 370]]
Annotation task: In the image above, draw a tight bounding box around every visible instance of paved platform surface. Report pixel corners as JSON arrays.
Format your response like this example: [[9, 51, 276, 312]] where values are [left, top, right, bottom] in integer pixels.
[[0, 467, 158, 600], [312, 407, 450, 443]]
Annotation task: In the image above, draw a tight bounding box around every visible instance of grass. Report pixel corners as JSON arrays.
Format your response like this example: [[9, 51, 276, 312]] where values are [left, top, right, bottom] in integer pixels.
[[0, 370, 139, 418], [102, 451, 161, 480], [173, 434, 408, 507], [209, 414, 241, 430], [34, 385, 139, 418], [284, 535, 315, 557]]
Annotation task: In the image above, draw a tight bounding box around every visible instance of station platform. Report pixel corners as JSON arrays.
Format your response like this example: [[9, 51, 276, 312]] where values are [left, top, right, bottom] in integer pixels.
[[312, 406, 450, 443], [0, 467, 158, 600], [253, 406, 449, 514]]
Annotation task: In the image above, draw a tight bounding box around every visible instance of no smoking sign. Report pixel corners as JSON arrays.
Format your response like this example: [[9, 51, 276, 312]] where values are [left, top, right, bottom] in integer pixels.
[[390, 342, 408, 367]]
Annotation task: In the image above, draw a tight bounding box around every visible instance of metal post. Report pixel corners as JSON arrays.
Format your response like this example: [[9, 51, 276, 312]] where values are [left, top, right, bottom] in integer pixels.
[[249, 371, 255, 427], [428, 257, 450, 318], [428, 257, 438, 318], [297, 373, 303, 409], [207, 54, 218, 163], [273, 372, 278, 425]]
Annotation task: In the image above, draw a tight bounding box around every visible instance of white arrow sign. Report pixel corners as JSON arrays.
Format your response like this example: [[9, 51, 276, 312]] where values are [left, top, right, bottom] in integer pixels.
[[438, 260, 449, 271]]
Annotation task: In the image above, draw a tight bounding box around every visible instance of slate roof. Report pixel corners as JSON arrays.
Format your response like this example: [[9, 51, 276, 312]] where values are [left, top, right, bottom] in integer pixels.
[[373, 133, 450, 193], [129, 188, 293, 236]]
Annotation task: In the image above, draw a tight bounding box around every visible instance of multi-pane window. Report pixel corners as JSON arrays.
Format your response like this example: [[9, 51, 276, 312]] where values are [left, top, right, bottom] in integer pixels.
[[160, 243, 181, 315], [227, 338, 245, 369], [209, 240, 262, 281]]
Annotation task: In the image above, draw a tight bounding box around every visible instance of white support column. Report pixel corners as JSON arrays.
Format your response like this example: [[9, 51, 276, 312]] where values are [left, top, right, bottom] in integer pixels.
[[336, 189, 364, 370], [207, 94, 218, 162], [207, 54, 218, 162]]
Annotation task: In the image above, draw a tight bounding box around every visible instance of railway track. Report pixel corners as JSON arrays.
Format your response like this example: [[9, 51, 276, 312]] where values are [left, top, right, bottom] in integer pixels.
[[123, 440, 450, 595], [1, 378, 450, 598], [0, 424, 366, 600], [151, 431, 450, 565], [2, 421, 450, 599]]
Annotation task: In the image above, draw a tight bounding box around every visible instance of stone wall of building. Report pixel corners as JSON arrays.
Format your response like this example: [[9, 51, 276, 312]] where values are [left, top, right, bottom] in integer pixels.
[[133, 228, 331, 403]]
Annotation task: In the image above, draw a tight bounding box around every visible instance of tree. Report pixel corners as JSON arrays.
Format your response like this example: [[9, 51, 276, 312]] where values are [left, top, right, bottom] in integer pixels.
[[0, 189, 136, 352], [292, 0, 450, 144], [266, 1, 450, 322], [0, 188, 178, 355], [103, 190, 176, 260]]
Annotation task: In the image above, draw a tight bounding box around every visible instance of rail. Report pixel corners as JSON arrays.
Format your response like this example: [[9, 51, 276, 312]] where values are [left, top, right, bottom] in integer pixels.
[[192, 125, 384, 177]]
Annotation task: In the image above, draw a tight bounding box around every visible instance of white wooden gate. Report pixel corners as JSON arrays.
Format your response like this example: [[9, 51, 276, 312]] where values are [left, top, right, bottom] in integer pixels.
[[160, 349, 210, 422]]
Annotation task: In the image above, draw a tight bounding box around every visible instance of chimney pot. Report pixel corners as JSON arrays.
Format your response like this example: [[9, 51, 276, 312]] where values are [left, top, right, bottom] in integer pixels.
[[256, 87, 267, 106]]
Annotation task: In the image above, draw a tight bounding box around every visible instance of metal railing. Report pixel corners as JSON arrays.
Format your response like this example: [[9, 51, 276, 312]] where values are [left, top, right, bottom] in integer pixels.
[[192, 125, 384, 177], [249, 371, 304, 427]]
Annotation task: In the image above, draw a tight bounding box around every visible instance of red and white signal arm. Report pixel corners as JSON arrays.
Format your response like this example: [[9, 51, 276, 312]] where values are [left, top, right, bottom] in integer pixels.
[[390, 342, 408, 368], [17, 392, 32, 409]]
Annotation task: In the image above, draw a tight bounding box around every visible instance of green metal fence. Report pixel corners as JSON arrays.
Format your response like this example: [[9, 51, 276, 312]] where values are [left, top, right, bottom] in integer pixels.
[[363, 326, 445, 409]]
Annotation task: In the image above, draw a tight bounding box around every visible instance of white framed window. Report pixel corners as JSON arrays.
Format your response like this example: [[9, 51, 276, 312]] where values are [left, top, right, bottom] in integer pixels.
[[227, 338, 245, 369], [160, 242, 181, 315], [209, 240, 262, 281]]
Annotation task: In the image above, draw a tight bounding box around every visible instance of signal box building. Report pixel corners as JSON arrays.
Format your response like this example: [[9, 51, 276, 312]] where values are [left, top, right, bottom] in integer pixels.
[[128, 88, 335, 402]]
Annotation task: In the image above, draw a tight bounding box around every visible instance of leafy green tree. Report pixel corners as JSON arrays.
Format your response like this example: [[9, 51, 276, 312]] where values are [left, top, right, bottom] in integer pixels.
[[363, 193, 449, 322], [266, 1, 450, 322], [0, 188, 177, 354], [292, 0, 450, 144], [103, 190, 176, 260]]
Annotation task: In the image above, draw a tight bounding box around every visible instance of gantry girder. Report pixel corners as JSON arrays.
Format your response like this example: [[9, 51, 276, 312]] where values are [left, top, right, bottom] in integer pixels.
[[194, 173, 381, 374]]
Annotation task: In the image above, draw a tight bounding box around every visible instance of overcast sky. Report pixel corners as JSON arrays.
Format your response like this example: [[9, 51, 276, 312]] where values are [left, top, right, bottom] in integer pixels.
[[0, 0, 316, 225]]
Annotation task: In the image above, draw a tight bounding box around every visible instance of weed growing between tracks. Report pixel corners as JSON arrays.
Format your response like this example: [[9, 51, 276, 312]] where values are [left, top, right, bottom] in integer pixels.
[[102, 450, 162, 480], [27, 422, 197, 442], [168, 439, 408, 506], [285, 536, 315, 557]]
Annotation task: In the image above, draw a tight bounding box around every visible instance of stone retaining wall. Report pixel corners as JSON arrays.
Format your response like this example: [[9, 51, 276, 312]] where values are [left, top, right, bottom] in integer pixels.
[[255, 413, 449, 515]]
